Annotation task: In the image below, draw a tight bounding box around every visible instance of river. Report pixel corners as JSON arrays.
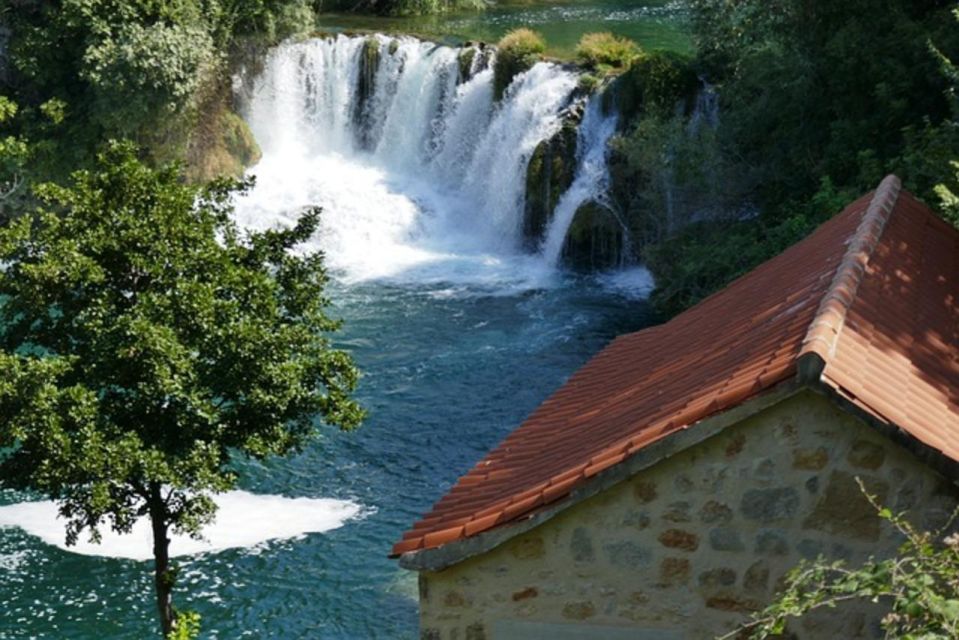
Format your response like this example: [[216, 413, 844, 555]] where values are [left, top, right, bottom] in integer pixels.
[[0, 9, 683, 638]]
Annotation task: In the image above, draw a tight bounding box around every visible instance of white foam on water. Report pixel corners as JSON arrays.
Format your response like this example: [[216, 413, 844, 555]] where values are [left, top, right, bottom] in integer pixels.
[[595, 266, 656, 299], [0, 491, 362, 561], [234, 35, 579, 292]]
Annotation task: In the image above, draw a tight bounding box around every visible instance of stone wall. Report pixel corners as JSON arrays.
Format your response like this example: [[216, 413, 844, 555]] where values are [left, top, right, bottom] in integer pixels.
[[417, 390, 959, 639]]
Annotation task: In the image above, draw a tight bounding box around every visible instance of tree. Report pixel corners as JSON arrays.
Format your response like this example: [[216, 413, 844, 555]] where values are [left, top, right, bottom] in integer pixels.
[[0, 142, 364, 637], [0, 96, 29, 217], [724, 479, 959, 640]]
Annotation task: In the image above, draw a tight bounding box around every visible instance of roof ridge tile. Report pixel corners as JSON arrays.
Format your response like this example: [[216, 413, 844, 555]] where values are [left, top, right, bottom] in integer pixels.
[[797, 175, 902, 380]]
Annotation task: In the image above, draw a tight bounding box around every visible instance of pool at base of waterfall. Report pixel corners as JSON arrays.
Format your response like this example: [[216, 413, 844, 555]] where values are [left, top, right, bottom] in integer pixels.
[[0, 32, 661, 639]]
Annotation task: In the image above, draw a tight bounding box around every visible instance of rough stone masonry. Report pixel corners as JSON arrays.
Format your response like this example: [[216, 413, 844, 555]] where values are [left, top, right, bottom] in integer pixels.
[[417, 390, 959, 639]]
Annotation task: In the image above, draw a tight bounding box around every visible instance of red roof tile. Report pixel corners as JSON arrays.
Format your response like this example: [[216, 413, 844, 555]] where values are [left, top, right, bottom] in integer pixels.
[[393, 176, 959, 558]]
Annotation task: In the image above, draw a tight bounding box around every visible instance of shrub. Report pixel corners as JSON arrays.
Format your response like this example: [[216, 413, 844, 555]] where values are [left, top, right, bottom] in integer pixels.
[[81, 21, 215, 137], [575, 32, 641, 72], [493, 28, 546, 100], [607, 51, 698, 122]]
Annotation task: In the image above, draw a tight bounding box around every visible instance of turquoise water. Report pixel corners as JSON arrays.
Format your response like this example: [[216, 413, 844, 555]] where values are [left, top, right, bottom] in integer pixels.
[[318, 0, 692, 56], [0, 277, 655, 638]]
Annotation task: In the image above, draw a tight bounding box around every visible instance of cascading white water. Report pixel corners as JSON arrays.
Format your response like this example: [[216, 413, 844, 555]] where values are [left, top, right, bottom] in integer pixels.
[[234, 34, 582, 288], [539, 97, 619, 266]]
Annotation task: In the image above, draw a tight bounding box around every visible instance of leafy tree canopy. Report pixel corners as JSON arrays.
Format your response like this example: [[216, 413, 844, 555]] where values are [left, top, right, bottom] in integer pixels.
[[0, 141, 363, 636]]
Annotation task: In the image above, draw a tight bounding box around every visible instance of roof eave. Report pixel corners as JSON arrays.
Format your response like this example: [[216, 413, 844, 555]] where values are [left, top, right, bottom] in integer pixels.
[[398, 377, 807, 572], [809, 379, 959, 485]]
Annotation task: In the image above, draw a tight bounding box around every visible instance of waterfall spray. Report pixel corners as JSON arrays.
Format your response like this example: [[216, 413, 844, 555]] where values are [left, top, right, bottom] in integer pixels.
[[234, 34, 624, 289]]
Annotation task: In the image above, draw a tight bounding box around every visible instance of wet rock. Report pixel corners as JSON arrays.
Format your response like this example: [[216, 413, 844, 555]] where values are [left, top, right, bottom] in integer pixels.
[[457, 47, 477, 83], [353, 36, 381, 149], [524, 117, 579, 248], [561, 200, 626, 271]]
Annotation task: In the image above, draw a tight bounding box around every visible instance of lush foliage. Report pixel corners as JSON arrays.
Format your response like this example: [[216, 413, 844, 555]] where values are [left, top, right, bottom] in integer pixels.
[[633, 0, 959, 316], [725, 480, 959, 640], [0, 96, 29, 218], [575, 32, 641, 74], [493, 28, 546, 100], [0, 142, 363, 636], [2, 0, 315, 184]]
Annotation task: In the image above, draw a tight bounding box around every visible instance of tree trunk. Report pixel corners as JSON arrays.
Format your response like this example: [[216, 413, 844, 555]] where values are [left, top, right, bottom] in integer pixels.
[[148, 484, 175, 638]]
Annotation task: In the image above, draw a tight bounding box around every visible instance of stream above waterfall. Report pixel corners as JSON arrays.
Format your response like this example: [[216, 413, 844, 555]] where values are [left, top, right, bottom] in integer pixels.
[[317, 0, 692, 57]]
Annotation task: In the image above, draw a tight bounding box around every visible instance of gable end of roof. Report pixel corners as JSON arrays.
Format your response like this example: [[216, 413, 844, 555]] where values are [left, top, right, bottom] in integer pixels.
[[797, 175, 902, 381]]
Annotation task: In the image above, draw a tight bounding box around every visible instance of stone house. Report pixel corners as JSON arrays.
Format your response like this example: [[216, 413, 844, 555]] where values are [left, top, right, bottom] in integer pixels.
[[392, 175, 959, 639]]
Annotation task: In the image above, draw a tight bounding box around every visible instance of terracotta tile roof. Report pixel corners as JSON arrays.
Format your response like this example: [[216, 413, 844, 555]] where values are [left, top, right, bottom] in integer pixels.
[[392, 176, 959, 557]]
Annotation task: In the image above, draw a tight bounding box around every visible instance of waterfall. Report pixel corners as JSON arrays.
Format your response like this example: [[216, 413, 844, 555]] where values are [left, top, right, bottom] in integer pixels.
[[688, 78, 719, 134], [233, 34, 616, 288], [539, 97, 619, 266]]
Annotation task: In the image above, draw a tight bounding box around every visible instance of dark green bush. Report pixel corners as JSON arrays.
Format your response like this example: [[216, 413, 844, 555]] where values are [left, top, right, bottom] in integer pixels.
[[607, 51, 698, 122]]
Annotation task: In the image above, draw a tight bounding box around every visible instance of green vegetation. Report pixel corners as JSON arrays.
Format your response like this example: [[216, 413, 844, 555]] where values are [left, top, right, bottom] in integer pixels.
[[628, 0, 959, 317], [2, 0, 317, 186], [0, 97, 30, 219], [493, 28, 546, 100], [606, 50, 698, 122], [575, 32, 641, 74], [725, 480, 959, 639], [0, 143, 363, 637]]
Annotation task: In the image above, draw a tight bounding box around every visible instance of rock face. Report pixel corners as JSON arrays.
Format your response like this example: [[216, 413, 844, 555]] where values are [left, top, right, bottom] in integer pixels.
[[562, 200, 625, 270], [353, 36, 381, 149], [605, 51, 699, 124], [523, 114, 579, 249]]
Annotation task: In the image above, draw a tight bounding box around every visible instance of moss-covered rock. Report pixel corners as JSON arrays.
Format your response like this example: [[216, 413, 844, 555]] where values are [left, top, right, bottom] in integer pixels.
[[523, 110, 580, 248], [605, 51, 699, 123], [186, 107, 261, 182], [493, 29, 546, 101], [562, 200, 626, 271], [457, 47, 476, 83], [354, 36, 381, 149]]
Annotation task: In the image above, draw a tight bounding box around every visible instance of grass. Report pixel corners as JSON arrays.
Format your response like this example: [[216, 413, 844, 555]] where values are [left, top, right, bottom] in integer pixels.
[[575, 32, 641, 72], [493, 28, 547, 99]]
